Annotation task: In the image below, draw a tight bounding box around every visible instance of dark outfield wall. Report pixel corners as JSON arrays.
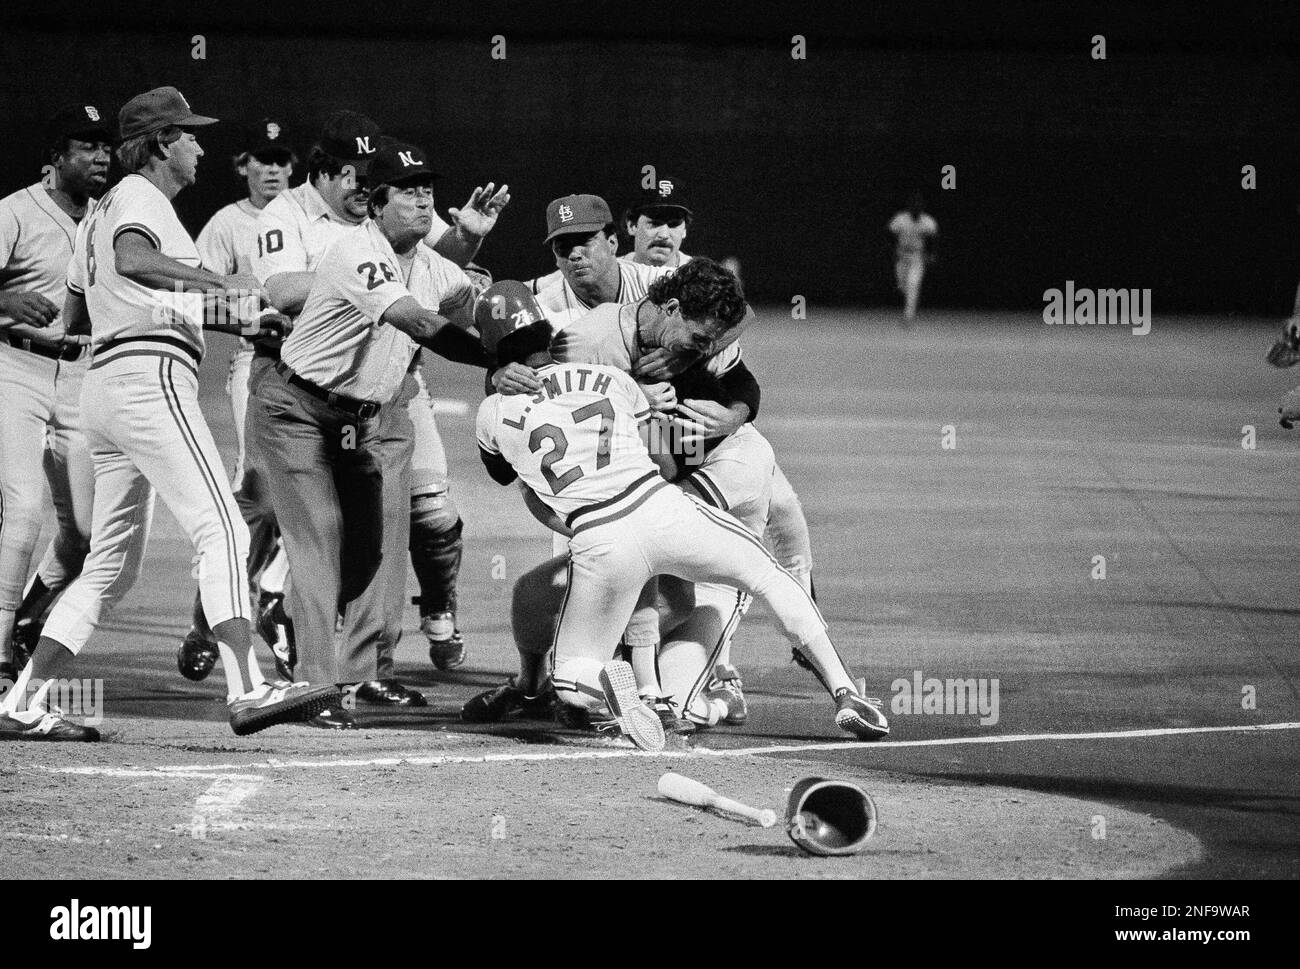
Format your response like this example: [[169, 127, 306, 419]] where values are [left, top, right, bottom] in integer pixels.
[[1, 1, 1297, 314]]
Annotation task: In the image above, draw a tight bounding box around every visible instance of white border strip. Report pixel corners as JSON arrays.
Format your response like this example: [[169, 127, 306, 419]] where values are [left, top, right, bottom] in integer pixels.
[[32, 721, 1300, 778]]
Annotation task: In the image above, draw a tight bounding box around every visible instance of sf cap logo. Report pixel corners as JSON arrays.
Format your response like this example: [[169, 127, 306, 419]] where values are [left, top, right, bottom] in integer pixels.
[[266, 122, 281, 140], [658, 180, 674, 197], [84, 106, 101, 122]]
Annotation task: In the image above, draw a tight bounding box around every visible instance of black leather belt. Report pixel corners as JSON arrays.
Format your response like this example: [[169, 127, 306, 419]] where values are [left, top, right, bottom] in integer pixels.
[[275, 361, 380, 419], [4, 333, 87, 362]]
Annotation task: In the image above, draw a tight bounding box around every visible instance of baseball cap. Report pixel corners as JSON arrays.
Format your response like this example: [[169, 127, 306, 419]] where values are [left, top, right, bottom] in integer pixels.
[[241, 117, 294, 160], [118, 87, 217, 140], [544, 194, 614, 243], [366, 141, 439, 188], [317, 110, 381, 176], [46, 104, 116, 147], [629, 175, 692, 220]]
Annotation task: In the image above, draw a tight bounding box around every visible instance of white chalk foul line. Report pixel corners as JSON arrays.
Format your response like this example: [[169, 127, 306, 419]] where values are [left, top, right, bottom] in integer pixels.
[[32, 721, 1300, 779], [186, 774, 263, 839]]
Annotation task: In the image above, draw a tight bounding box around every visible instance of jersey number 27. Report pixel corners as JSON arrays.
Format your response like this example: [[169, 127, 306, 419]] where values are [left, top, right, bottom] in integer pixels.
[[528, 399, 614, 495]]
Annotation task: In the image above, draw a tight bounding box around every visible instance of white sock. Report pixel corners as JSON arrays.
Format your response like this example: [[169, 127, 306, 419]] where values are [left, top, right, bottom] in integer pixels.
[[245, 646, 267, 690], [0, 607, 15, 662], [216, 643, 247, 701], [0, 661, 34, 715]]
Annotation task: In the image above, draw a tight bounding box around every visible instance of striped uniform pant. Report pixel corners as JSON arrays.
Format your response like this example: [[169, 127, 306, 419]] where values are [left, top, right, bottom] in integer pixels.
[[552, 475, 824, 715], [43, 339, 250, 655]]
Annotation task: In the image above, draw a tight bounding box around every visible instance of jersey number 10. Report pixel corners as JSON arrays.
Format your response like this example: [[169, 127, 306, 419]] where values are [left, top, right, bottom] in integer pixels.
[[529, 399, 614, 495]]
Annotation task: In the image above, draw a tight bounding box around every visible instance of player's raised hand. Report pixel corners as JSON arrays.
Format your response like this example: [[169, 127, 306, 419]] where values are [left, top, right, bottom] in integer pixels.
[[634, 347, 696, 382], [0, 290, 60, 327], [449, 183, 511, 239], [675, 399, 747, 439], [492, 361, 541, 395]]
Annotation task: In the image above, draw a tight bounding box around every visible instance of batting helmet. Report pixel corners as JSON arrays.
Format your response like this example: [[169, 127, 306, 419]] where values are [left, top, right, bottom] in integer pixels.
[[785, 777, 878, 856], [474, 281, 549, 356]]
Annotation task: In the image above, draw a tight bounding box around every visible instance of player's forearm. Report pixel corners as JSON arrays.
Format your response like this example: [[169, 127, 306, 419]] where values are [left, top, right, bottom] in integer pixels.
[[431, 225, 483, 267], [263, 272, 314, 315], [115, 239, 228, 293], [383, 297, 492, 368]]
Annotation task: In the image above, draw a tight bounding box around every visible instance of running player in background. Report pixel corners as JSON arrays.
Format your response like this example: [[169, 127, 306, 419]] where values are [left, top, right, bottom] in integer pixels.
[[888, 192, 938, 322]]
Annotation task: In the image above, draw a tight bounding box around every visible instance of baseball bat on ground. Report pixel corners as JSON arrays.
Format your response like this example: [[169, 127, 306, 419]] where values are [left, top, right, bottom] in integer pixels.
[[657, 771, 777, 827]]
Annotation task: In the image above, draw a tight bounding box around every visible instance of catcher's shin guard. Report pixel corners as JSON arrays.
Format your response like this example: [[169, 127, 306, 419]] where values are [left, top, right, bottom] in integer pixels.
[[409, 494, 462, 618]]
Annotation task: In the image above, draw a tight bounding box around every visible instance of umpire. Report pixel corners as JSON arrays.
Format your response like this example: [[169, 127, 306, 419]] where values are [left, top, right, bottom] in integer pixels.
[[251, 141, 530, 726]]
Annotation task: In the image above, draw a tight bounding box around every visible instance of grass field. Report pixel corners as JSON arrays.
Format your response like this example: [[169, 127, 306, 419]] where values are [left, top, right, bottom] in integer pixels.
[[2, 308, 1297, 879]]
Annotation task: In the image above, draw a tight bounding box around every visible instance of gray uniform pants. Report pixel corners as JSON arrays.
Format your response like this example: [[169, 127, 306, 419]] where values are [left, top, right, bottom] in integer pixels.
[[249, 359, 413, 685]]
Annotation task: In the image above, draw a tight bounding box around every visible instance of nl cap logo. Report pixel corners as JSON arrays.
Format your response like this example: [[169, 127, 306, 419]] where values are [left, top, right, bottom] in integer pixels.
[[355, 135, 374, 154], [85, 106, 100, 122], [558, 204, 574, 223], [398, 150, 418, 167]]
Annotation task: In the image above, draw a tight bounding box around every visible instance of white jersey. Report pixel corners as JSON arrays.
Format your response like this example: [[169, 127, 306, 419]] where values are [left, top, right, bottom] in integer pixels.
[[282, 219, 474, 404], [252, 182, 357, 292], [888, 211, 937, 253], [476, 362, 657, 522], [198, 199, 260, 276], [552, 301, 741, 377], [68, 173, 204, 353], [0, 183, 96, 343], [531, 260, 674, 331]]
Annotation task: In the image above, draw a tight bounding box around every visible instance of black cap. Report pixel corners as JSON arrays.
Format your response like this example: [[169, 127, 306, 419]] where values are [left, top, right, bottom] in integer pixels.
[[242, 117, 294, 160], [367, 141, 439, 188], [629, 175, 692, 220], [46, 103, 115, 147], [317, 110, 381, 175]]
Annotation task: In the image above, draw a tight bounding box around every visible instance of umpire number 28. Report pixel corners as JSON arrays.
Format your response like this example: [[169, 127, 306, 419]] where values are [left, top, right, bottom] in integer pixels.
[[529, 399, 614, 494]]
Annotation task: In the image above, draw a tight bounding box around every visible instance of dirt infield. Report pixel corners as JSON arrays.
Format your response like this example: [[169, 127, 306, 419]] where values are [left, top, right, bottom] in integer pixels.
[[0, 718, 1200, 879], [1, 310, 1296, 879]]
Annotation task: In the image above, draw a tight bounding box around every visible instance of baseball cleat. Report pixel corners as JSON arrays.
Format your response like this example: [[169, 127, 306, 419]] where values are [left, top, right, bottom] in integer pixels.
[[461, 679, 552, 723], [834, 689, 890, 741], [255, 592, 296, 681], [703, 663, 749, 725], [598, 661, 665, 752], [422, 612, 466, 670], [654, 696, 696, 741], [228, 681, 341, 736], [176, 628, 219, 682], [0, 710, 100, 742]]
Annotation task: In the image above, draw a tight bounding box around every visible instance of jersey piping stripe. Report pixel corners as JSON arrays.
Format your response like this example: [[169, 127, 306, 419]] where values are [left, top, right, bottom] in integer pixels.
[[25, 186, 76, 249], [113, 222, 161, 249], [683, 589, 748, 722], [564, 469, 659, 527], [91, 346, 198, 377], [157, 359, 243, 620], [690, 497, 827, 628], [570, 480, 667, 535], [677, 476, 716, 508], [549, 555, 576, 664], [687, 470, 729, 510]]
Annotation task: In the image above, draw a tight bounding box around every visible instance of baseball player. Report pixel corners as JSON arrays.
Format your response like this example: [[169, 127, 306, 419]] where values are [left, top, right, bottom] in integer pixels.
[[620, 178, 819, 725], [889, 192, 938, 321], [620, 175, 693, 268], [0, 87, 339, 741], [474, 294, 889, 750], [250, 140, 533, 728], [177, 117, 297, 680], [0, 105, 113, 684]]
